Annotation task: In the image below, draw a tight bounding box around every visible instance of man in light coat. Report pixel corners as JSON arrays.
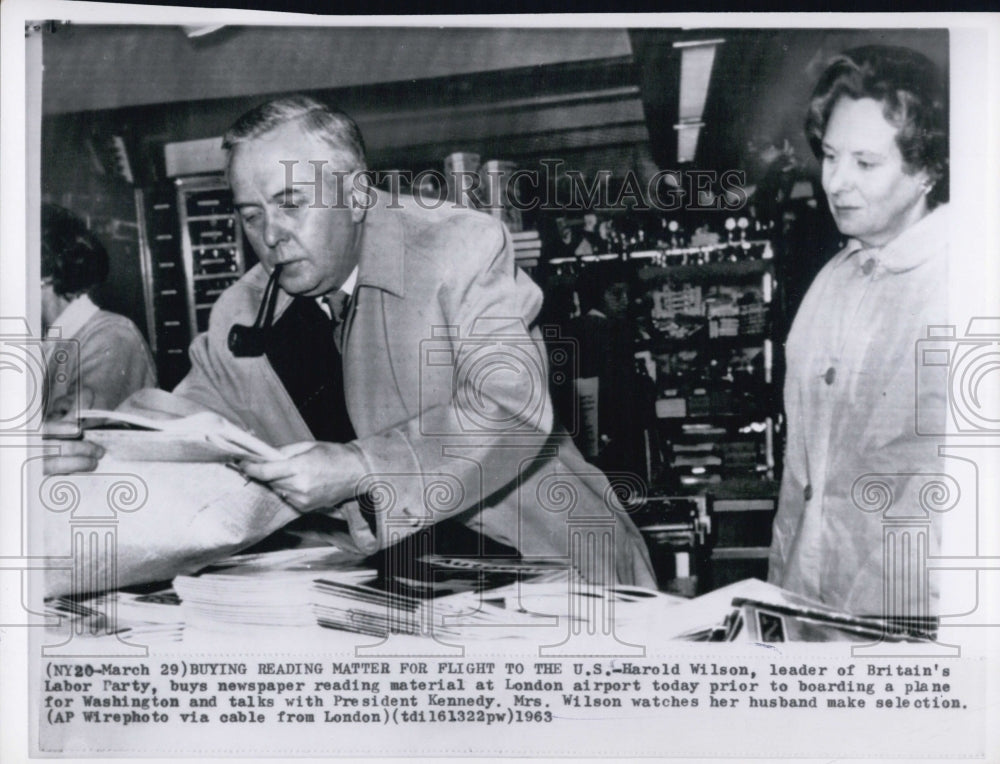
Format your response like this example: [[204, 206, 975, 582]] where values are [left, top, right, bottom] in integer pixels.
[[166, 95, 655, 587]]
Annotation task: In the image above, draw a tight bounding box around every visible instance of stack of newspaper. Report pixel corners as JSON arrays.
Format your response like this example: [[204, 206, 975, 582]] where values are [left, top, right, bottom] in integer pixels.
[[172, 549, 614, 639], [173, 547, 373, 630], [312, 556, 582, 639], [168, 547, 703, 641]]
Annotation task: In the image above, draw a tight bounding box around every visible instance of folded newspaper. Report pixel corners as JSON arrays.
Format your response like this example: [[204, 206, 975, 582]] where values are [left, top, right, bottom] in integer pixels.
[[40, 455, 300, 597], [78, 408, 284, 462]]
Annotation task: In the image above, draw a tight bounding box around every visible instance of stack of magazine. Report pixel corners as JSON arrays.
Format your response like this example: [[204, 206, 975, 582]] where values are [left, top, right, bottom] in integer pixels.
[[46, 588, 185, 643], [718, 593, 939, 642], [661, 579, 940, 642]]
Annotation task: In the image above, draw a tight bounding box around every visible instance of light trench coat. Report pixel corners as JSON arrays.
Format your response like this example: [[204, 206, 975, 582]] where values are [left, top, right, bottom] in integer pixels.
[[168, 196, 655, 587], [769, 204, 954, 616]]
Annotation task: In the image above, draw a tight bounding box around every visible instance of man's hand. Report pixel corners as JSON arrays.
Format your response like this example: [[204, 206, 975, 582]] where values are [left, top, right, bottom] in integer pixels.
[[238, 441, 367, 513], [46, 386, 96, 423], [43, 440, 105, 475], [42, 421, 105, 475]]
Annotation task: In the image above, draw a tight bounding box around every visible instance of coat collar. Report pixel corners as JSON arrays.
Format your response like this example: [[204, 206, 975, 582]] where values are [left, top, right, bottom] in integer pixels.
[[877, 202, 949, 274], [354, 194, 407, 298], [47, 293, 99, 340], [834, 203, 949, 276]]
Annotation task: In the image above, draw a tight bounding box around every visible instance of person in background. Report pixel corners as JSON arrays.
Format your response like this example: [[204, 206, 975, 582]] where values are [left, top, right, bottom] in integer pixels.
[[568, 264, 649, 477], [42, 203, 157, 416], [41, 203, 156, 473], [768, 45, 950, 617]]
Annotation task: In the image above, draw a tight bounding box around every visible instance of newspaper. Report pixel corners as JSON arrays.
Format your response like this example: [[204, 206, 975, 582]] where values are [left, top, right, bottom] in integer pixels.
[[1, 5, 998, 763], [79, 405, 285, 463]]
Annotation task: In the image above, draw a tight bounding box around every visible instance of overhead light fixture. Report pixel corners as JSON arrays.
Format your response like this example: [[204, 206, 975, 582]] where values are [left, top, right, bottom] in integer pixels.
[[180, 24, 226, 39], [673, 38, 725, 163]]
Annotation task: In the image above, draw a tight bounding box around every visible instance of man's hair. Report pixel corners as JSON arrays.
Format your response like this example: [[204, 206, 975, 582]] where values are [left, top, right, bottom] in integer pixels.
[[805, 44, 948, 208], [41, 203, 109, 298], [222, 94, 367, 171]]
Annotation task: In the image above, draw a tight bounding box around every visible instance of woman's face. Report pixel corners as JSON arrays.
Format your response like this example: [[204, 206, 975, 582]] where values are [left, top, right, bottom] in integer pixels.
[[820, 96, 931, 248]]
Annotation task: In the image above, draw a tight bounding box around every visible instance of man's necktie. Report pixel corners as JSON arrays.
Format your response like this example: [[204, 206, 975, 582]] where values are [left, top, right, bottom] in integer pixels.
[[323, 290, 352, 352], [262, 298, 355, 444]]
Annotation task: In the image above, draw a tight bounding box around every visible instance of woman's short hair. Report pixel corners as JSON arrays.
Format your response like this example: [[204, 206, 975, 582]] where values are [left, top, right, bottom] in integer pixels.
[[805, 44, 948, 208], [222, 94, 367, 171], [41, 203, 109, 298]]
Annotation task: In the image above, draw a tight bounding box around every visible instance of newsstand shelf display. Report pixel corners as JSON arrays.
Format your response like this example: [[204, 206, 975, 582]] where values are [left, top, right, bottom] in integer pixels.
[[547, 231, 782, 592], [636, 244, 779, 493]]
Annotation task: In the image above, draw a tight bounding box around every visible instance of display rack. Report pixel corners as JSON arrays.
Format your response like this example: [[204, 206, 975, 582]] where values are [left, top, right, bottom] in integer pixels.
[[543, 235, 783, 590], [175, 176, 248, 337], [632, 242, 781, 586], [137, 175, 249, 389]]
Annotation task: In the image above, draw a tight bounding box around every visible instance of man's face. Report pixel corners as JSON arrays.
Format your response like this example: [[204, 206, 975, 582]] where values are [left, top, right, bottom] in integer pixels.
[[229, 121, 364, 297], [820, 96, 930, 249]]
